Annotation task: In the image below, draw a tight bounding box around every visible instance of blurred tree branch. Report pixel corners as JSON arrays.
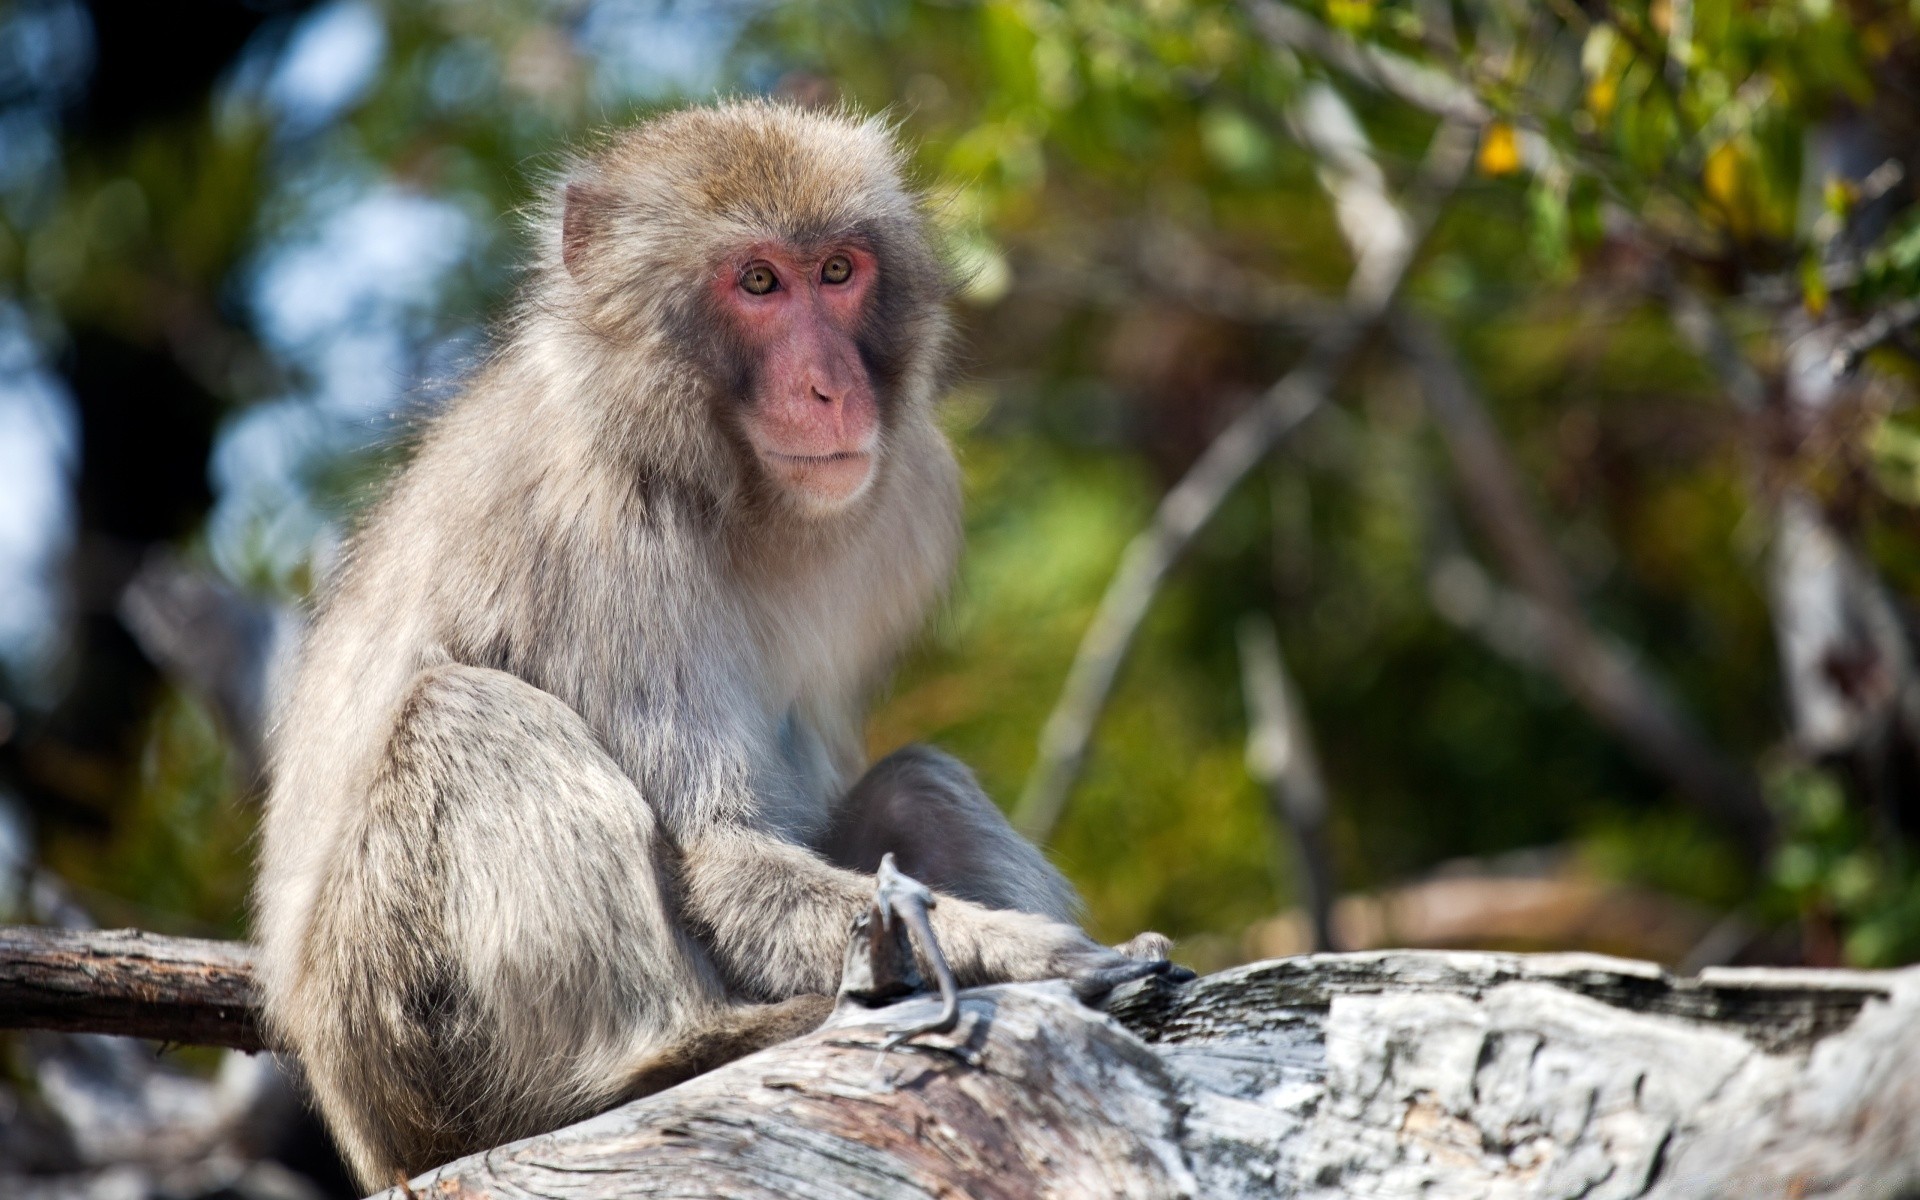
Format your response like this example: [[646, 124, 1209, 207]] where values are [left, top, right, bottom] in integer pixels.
[[1016, 222, 1340, 333], [1244, 0, 1489, 125], [1237, 614, 1339, 952], [1831, 296, 1920, 378], [118, 553, 292, 784], [1396, 315, 1775, 859], [1014, 116, 1478, 843], [1668, 266, 1920, 841]]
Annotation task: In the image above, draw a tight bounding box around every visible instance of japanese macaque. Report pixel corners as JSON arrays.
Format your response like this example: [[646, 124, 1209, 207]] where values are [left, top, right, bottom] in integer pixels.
[[255, 100, 1176, 1189]]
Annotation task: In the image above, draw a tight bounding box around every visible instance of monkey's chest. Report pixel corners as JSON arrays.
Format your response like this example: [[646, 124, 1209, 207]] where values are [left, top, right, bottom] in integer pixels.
[[756, 706, 839, 844]]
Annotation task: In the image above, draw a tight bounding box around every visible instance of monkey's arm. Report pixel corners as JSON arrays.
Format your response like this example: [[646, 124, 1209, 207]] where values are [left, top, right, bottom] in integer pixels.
[[678, 824, 1157, 1001], [613, 564, 1164, 1000]]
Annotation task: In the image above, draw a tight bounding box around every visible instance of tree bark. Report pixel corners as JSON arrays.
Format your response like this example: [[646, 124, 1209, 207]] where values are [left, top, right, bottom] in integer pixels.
[[2, 923, 1915, 1198], [372, 952, 1916, 1200], [0, 926, 264, 1051]]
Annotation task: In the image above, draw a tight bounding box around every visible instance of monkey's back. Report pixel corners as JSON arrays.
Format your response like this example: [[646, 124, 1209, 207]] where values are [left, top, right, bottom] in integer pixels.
[[255, 371, 720, 1178], [252, 99, 980, 1187]]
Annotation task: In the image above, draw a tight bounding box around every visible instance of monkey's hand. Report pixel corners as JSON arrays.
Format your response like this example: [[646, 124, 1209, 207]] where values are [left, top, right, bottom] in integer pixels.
[[931, 904, 1189, 1005], [1054, 932, 1192, 1003], [846, 861, 1194, 1038]]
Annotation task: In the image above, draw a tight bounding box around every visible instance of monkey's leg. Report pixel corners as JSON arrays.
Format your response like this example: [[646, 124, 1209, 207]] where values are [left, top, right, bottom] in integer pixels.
[[822, 744, 1080, 923], [621, 993, 834, 1097], [288, 664, 730, 1187]]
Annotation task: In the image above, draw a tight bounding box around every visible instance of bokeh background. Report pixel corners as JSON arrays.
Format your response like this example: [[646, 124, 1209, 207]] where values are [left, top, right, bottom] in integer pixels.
[[1, 0, 1918, 1194]]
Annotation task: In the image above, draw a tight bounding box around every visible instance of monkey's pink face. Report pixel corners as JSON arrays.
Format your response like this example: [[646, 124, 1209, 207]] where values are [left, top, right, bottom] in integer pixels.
[[718, 242, 882, 511]]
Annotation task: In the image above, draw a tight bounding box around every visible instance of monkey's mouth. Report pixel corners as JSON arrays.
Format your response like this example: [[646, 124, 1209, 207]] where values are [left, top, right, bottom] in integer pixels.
[[764, 450, 868, 465], [759, 449, 874, 505]]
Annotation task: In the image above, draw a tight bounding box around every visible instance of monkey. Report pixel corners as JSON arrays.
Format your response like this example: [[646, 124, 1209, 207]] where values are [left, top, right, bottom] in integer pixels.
[[253, 99, 1178, 1189]]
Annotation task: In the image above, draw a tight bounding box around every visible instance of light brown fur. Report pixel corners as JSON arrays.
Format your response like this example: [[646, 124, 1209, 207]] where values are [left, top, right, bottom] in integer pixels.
[[256, 100, 1165, 1188]]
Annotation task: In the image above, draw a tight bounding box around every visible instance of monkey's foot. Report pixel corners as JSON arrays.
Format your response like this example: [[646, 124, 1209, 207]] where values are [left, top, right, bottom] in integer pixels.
[[836, 863, 1197, 1051], [1058, 939, 1191, 1004], [836, 853, 961, 1051], [874, 855, 961, 1049]]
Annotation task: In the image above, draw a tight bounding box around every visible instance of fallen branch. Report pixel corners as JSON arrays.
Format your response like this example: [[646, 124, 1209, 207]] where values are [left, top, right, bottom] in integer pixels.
[[0, 926, 265, 1051], [4, 920, 1916, 1197], [1238, 860, 1726, 965], [382, 950, 1917, 1199]]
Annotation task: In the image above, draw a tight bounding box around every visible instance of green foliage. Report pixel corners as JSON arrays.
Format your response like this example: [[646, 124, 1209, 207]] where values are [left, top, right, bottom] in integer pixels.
[[753, 0, 1920, 961], [42, 689, 254, 938], [10, 0, 1920, 970], [1768, 763, 1920, 967], [1581, 807, 1751, 912]]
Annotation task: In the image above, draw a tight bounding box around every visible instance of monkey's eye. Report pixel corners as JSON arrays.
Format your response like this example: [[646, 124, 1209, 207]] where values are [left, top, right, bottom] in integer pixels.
[[820, 255, 853, 285], [740, 265, 779, 295]]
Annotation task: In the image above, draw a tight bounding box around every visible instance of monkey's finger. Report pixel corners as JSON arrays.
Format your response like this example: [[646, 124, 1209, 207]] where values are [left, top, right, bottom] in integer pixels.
[[1113, 932, 1196, 984], [1114, 931, 1173, 961], [1067, 955, 1173, 1004]]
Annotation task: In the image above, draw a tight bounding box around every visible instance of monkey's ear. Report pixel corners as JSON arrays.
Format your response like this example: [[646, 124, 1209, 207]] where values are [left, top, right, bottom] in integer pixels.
[[561, 180, 612, 280]]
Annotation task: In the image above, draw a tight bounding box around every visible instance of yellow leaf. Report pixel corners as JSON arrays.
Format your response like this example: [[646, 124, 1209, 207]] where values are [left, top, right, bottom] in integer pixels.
[[1327, 0, 1373, 32], [1801, 258, 1828, 317], [1478, 122, 1521, 176], [1704, 142, 1742, 210], [1824, 176, 1856, 216], [1586, 75, 1618, 119]]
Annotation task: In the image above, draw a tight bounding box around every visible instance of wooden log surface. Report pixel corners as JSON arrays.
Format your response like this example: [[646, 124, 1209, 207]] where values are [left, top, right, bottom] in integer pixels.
[[1, 923, 1914, 1197], [0, 925, 264, 1051], [385, 951, 1917, 1200]]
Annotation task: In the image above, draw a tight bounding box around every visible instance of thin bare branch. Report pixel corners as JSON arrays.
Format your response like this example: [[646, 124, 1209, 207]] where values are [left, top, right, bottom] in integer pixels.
[[1237, 614, 1339, 952], [1666, 282, 1768, 412], [1831, 295, 1920, 375], [1012, 346, 1344, 842]]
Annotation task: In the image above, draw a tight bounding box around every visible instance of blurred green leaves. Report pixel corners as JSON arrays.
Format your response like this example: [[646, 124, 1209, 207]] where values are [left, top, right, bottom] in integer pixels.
[[1769, 763, 1920, 967], [43, 688, 254, 937], [9, 0, 1920, 972]]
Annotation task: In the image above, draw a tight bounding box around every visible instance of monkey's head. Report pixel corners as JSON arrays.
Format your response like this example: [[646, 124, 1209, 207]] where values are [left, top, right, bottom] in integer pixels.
[[550, 101, 953, 518]]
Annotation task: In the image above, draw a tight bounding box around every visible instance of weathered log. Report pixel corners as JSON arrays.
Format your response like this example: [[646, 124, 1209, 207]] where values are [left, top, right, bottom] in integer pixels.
[[2, 922, 1915, 1198], [0, 926, 264, 1050], [380, 952, 1919, 1200]]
